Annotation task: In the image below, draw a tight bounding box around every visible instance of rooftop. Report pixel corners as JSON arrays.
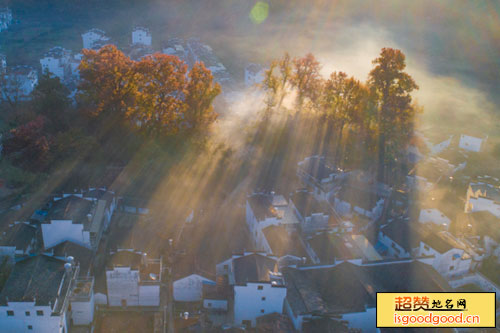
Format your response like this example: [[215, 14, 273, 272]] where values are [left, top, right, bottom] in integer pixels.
[[47, 240, 94, 276], [262, 225, 307, 258], [247, 193, 284, 221], [0, 222, 37, 252], [233, 253, 278, 284], [290, 190, 329, 218], [283, 261, 450, 316], [380, 218, 421, 253], [0, 255, 73, 307]]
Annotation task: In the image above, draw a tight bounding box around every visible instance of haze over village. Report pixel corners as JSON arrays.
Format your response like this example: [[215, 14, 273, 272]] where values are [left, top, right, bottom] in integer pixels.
[[0, 1, 499, 332]]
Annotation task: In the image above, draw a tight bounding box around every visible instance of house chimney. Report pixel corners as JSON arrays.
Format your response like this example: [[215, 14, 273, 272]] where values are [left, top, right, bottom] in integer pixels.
[[67, 256, 74, 265], [142, 252, 148, 267], [64, 263, 72, 275], [87, 213, 92, 223]]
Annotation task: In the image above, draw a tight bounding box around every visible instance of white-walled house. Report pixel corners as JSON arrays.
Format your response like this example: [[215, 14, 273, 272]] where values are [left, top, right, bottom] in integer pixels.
[[297, 156, 341, 202], [0, 7, 12, 32], [106, 250, 162, 307], [173, 274, 215, 302], [465, 182, 500, 218], [418, 208, 451, 229], [246, 192, 298, 251], [378, 218, 420, 258], [82, 28, 110, 50], [1, 66, 38, 101], [40, 189, 116, 250], [0, 255, 80, 333], [282, 260, 450, 332], [459, 134, 484, 152], [216, 252, 286, 327], [461, 211, 500, 259], [132, 27, 152, 46], [290, 190, 331, 234], [40, 47, 72, 80], [0, 222, 37, 260], [244, 63, 265, 87], [417, 231, 476, 278]]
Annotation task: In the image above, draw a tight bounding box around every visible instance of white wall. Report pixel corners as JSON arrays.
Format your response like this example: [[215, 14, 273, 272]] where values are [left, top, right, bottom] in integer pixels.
[[234, 282, 286, 327], [106, 267, 140, 306], [467, 197, 500, 218], [0, 302, 67, 333], [418, 243, 472, 278], [70, 294, 94, 326], [173, 274, 214, 302], [41, 220, 90, 249], [203, 299, 227, 311], [459, 135, 483, 152], [378, 231, 411, 258], [139, 284, 160, 306], [132, 29, 152, 46], [418, 208, 451, 228]]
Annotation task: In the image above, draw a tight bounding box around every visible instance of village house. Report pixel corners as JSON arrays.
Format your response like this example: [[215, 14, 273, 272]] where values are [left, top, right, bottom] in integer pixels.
[[132, 27, 152, 46], [329, 170, 391, 222], [1, 65, 38, 101], [0, 255, 81, 333], [0, 53, 6, 73], [290, 190, 331, 234], [0, 222, 37, 261], [0, 7, 12, 32], [246, 192, 299, 251], [44, 240, 95, 277], [38, 190, 115, 250], [40, 47, 71, 80], [417, 230, 480, 278], [244, 63, 265, 87], [305, 232, 381, 264], [465, 182, 500, 218], [40, 47, 81, 83], [418, 208, 451, 229], [282, 260, 450, 332], [377, 218, 421, 258], [174, 273, 215, 303], [459, 211, 500, 260], [105, 249, 162, 307], [260, 225, 308, 267], [216, 252, 287, 328], [81, 28, 110, 50], [297, 155, 341, 202], [459, 134, 485, 152]]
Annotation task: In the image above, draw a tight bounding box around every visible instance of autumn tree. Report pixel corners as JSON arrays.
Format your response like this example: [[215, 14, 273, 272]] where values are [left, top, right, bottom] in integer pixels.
[[77, 46, 220, 137], [291, 53, 322, 110], [30, 72, 71, 132], [77, 45, 135, 118], [131, 53, 188, 136], [184, 62, 221, 133], [321, 71, 368, 163], [3, 116, 51, 171], [262, 52, 292, 111], [368, 48, 418, 182]]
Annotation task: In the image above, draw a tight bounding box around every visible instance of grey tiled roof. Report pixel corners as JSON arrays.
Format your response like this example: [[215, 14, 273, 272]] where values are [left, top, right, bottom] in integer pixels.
[[0, 255, 69, 306]]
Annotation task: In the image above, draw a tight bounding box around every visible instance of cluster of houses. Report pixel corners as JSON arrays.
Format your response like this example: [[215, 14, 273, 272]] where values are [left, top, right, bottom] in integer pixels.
[[0, 188, 166, 332], [2, 147, 499, 331], [164, 150, 500, 331], [0, 7, 12, 32]]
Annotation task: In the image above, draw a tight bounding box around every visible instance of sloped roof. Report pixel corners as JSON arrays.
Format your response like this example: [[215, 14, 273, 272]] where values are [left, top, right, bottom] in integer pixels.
[[45, 196, 93, 228], [262, 225, 307, 258], [0, 255, 68, 306], [48, 241, 94, 276], [283, 261, 450, 316], [233, 253, 278, 284], [0, 222, 37, 251], [380, 219, 421, 253], [248, 194, 280, 221], [291, 191, 329, 218]]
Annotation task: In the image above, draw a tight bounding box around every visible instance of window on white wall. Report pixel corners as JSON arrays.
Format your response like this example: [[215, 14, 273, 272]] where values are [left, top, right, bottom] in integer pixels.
[[257, 285, 263, 290], [7, 310, 14, 316]]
